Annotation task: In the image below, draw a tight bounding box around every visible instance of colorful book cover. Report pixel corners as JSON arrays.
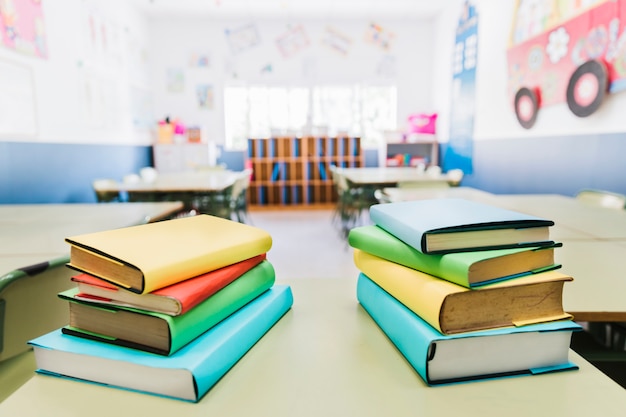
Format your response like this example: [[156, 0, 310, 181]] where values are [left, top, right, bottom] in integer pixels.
[[357, 274, 580, 385], [348, 225, 561, 287], [71, 254, 266, 315], [60, 260, 276, 355], [65, 214, 273, 294], [30, 285, 293, 402], [369, 199, 555, 254], [353, 249, 573, 334]]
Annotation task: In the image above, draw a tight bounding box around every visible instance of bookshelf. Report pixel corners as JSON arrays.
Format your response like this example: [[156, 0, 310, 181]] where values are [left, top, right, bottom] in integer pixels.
[[385, 134, 439, 167], [247, 136, 363, 206]]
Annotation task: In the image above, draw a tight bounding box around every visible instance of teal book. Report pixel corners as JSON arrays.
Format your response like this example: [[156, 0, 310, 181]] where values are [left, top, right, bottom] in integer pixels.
[[30, 285, 293, 403], [348, 225, 562, 287], [59, 260, 275, 355], [369, 199, 555, 254], [357, 274, 580, 385]]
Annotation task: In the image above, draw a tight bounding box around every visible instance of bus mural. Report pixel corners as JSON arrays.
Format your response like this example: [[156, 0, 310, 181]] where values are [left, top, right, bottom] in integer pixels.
[[507, 0, 626, 128]]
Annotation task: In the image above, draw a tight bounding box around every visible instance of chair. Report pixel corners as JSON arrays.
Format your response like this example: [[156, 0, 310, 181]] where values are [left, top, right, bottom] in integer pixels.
[[92, 179, 122, 202], [230, 169, 253, 223], [329, 165, 375, 238], [374, 189, 391, 204], [0, 256, 75, 361], [575, 189, 626, 210]]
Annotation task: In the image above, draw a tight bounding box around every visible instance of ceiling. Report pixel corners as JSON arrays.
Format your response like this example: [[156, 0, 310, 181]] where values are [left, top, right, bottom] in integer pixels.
[[131, 0, 454, 20]]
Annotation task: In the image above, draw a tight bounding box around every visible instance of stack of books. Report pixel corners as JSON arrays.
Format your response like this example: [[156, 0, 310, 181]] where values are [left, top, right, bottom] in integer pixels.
[[348, 198, 582, 386], [28, 215, 293, 402]]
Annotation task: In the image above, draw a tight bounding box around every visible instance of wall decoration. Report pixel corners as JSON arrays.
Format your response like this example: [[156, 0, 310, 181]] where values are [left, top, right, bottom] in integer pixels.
[[189, 52, 211, 68], [0, 0, 48, 59], [507, 0, 626, 128], [323, 26, 352, 55], [225, 23, 261, 55], [0, 58, 37, 138], [166, 68, 184, 93], [276, 25, 309, 58], [444, 0, 478, 174], [196, 84, 214, 109], [364, 22, 394, 51], [260, 63, 273, 74]]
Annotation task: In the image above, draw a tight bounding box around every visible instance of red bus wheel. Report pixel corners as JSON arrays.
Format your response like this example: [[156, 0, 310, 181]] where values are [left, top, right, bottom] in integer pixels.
[[566, 59, 608, 117], [514, 87, 540, 129]]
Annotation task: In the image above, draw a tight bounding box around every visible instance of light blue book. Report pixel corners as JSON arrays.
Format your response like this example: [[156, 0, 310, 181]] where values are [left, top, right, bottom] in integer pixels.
[[29, 285, 293, 402], [356, 274, 580, 386], [369, 198, 555, 254]]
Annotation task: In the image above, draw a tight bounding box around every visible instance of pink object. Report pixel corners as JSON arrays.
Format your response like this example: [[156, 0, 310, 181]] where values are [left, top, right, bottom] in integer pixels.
[[407, 113, 437, 134]]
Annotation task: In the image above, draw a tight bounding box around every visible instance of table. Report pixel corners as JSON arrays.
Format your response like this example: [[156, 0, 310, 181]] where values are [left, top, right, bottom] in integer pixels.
[[0, 202, 183, 368], [102, 171, 242, 217], [1, 278, 624, 415], [337, 166, 454, 187]]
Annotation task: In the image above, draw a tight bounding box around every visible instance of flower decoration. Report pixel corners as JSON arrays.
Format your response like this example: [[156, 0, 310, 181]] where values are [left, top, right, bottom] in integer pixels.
[[546, 27, 570, 64]]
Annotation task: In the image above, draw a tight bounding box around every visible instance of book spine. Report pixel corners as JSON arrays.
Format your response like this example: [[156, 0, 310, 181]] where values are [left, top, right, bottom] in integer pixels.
[[356, 274, 432, 384]]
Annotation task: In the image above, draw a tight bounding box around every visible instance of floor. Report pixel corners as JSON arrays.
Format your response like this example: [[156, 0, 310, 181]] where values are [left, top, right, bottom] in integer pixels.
[[246, 207, 362, 280], [247, 206, 626, 389]]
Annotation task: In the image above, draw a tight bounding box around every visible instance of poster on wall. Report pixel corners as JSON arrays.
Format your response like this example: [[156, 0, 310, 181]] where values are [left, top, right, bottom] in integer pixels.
[[225, 23, 261, 55], [444, 1, 478, 174], [323, 26, 352, 55], [189, 52, 211, 68], [0, 0, 47, 59], [166, 68, 184, 93], [276, 25, 309, 58], [196, 84, 214, 109], [364, 22, 394, 51]]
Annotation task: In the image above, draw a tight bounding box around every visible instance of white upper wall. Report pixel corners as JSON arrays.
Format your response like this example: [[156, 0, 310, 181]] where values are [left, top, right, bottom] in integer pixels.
[[0, 0, 152, 144], [146, 16, 436, 145]]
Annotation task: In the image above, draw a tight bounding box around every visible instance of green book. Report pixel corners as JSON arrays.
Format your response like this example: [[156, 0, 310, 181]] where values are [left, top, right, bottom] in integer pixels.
[[348, 225, 561, 288], [59, 260, 275, 355]]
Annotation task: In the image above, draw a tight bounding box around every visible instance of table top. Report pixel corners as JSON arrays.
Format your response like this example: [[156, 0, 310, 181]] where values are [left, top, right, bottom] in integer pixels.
[[494, 194, 626, 240], [101, 171, 241, 193], [337, 167, 453, 186], [1, 278, 624, 416], [0, 202, 183, 275]]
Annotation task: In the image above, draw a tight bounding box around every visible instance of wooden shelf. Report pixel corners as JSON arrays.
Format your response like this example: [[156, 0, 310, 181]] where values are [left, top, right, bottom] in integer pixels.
[[247, 136, 363, 206]]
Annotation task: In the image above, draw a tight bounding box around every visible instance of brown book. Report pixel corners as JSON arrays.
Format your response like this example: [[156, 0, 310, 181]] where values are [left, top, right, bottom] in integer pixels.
[[353, 249, 573, 335], [59, 260, 275, 355]]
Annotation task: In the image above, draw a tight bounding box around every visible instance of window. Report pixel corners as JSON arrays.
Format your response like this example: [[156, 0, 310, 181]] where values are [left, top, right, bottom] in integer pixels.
[[224, 84, 397, 149]]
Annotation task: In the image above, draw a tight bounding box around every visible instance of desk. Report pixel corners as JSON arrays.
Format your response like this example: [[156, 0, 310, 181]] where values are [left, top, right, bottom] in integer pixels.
[[1, 278, 624, 415], [493, 194, 626, 240], [101, 171, 241, 217], [0, 202, 183, 363], [337, 166, 453, 187]]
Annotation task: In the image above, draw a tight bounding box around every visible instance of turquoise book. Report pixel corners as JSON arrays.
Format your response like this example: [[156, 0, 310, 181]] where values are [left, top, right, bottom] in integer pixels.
[[369, 199, 555, 254], [29, 285, 293, 403], [357, 274, 580, 385], [59, 260, 275, 355], [348, 225, 562, 287]]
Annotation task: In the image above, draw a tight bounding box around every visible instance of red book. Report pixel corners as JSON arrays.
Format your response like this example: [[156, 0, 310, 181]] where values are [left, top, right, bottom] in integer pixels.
[[70, 254, 266, 316]]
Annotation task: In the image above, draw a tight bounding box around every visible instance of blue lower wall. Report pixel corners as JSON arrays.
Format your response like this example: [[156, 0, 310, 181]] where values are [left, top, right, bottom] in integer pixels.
[[1, 133, 625, 204], [446, 133, 626, 197], [0, 142, 153, 204]]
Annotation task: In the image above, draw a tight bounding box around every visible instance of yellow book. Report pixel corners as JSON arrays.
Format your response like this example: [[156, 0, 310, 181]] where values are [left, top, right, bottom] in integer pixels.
[[66, 215, 272, 294], [353, 249, 573, 334]]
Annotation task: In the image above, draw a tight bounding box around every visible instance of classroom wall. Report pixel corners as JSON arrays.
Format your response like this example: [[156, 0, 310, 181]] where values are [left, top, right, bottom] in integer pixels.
[[2, 0, 625, 203], [433, 0, 626, 196], [146, 16, 436, 143], [0, 0, 155, 204]]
